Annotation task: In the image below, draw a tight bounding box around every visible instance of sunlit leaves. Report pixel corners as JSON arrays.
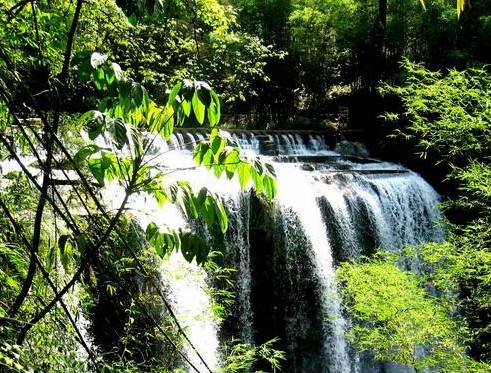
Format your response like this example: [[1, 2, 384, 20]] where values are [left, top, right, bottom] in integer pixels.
[[237, 162, 251, 189], [145, 223, 211, 265], [75, 53, 277, 266], [80, 110, 143, 156], [169, 182, 228, 234], [192, 90, 206, 124], [87, 152, 118, 185], [138, 174, 169, 207], [208, 90, 221, 126], [47, 233, 87, 272], [73, 144, 100, 166], [193, 129, 277, 198], [146, 102, 174, 140], [337, 256, 467, 371], [456, 0, 466, 17], [166, 81, 182, 106], [86, 152, 135, 187], [167, 79, 221, 127]]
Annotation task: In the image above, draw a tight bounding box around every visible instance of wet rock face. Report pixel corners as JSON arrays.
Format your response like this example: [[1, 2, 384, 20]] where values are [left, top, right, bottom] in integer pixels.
[[248, 195, 327, 372], [335, 140, 370, 158]]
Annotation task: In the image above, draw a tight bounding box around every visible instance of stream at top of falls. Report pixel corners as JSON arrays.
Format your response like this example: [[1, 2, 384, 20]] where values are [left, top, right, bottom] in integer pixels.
[[1, 132, 444, 372]]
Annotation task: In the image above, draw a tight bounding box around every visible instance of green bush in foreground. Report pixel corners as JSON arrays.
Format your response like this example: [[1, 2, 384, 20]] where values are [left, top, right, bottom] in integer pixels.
[[336, 254, 490, 372]]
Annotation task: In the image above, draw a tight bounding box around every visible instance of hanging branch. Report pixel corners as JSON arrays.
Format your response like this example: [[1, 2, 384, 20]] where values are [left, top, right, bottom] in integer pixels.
[[1, 3, 218, 370]]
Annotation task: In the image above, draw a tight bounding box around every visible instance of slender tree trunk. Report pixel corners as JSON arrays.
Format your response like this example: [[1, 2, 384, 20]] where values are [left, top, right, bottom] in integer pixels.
[[8, 0, 85, 318], [378, 0, 388, 67]]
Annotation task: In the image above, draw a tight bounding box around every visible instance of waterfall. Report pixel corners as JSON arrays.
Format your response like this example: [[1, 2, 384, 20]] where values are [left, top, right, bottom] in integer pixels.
[[274, 163, 353, 372], [1, 130, 443, 372], [223, 192, 254, 343], [316, 171, 444, 263], [101, 170, 223, 371]]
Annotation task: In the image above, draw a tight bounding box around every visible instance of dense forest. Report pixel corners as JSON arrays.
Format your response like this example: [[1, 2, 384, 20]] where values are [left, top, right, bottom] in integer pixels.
[[0, 0, 490, 372]]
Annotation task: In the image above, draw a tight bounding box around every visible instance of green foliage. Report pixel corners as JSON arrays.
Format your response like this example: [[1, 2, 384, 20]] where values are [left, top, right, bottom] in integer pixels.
[[231, 0, 487, 121], [203, 251, 236, 321], [337, 255, 469, 371], [383, 61, 491, 363], [83, 215, 183, 371], [110, 0, 278, 105], [0, 1, 281, 371], [15, 314, 89, 372], [0, 341, 28, 372], [0, 1, 68, 73], [218, 338, 286, 373], [381, 62, 491, 163], [0, 172, 39, 315], [411, 228, 491, 362], [73, 52, 276, 266], [193, 129, 277, 198]]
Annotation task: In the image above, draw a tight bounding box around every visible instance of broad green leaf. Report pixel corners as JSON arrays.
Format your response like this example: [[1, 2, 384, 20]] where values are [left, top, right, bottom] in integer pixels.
[[192, 91, 206, 124], [201, 195, 216, 227], [193, 143, 208, 164], [213, 198, 228, 233], [225, 148, 241, 178], [82, 111, 107, 140], [203, 147, 214, 168], [58, 235, 70, 254], [149, 184, 168, 207], [182, 99, 192, 117], [88, 153, 117, 185], [73, 145, 100, 166], [107, 118, 128, 149], [210, 130, 226, 156], [237, 162, 251, 189], [146, 222, 159, 242], [263, 175, 277, 199], [92, 67, 106, 90], [197, 88, 212, 108], [210, 90, 221, 124], [118, 79, 133, 101], [167, 82, 182, 106], [207, 101, 219, 127], [131, 83, 144, 107], [251, 168, 264, 194], [75, 234, 88, 254]]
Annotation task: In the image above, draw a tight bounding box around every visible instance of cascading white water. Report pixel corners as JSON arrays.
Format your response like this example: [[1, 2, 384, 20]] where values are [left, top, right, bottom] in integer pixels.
[[0, 130, 443, 372], [270, 133, 331, 155], [98, 132, 226, 372], [315, 171, 444, 261], [274, 163, 353, 373], [223, 193, 254, 343]]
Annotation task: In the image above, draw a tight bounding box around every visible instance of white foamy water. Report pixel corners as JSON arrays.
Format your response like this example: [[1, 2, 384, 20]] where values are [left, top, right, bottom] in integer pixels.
[[275, 163, 353, 372]]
